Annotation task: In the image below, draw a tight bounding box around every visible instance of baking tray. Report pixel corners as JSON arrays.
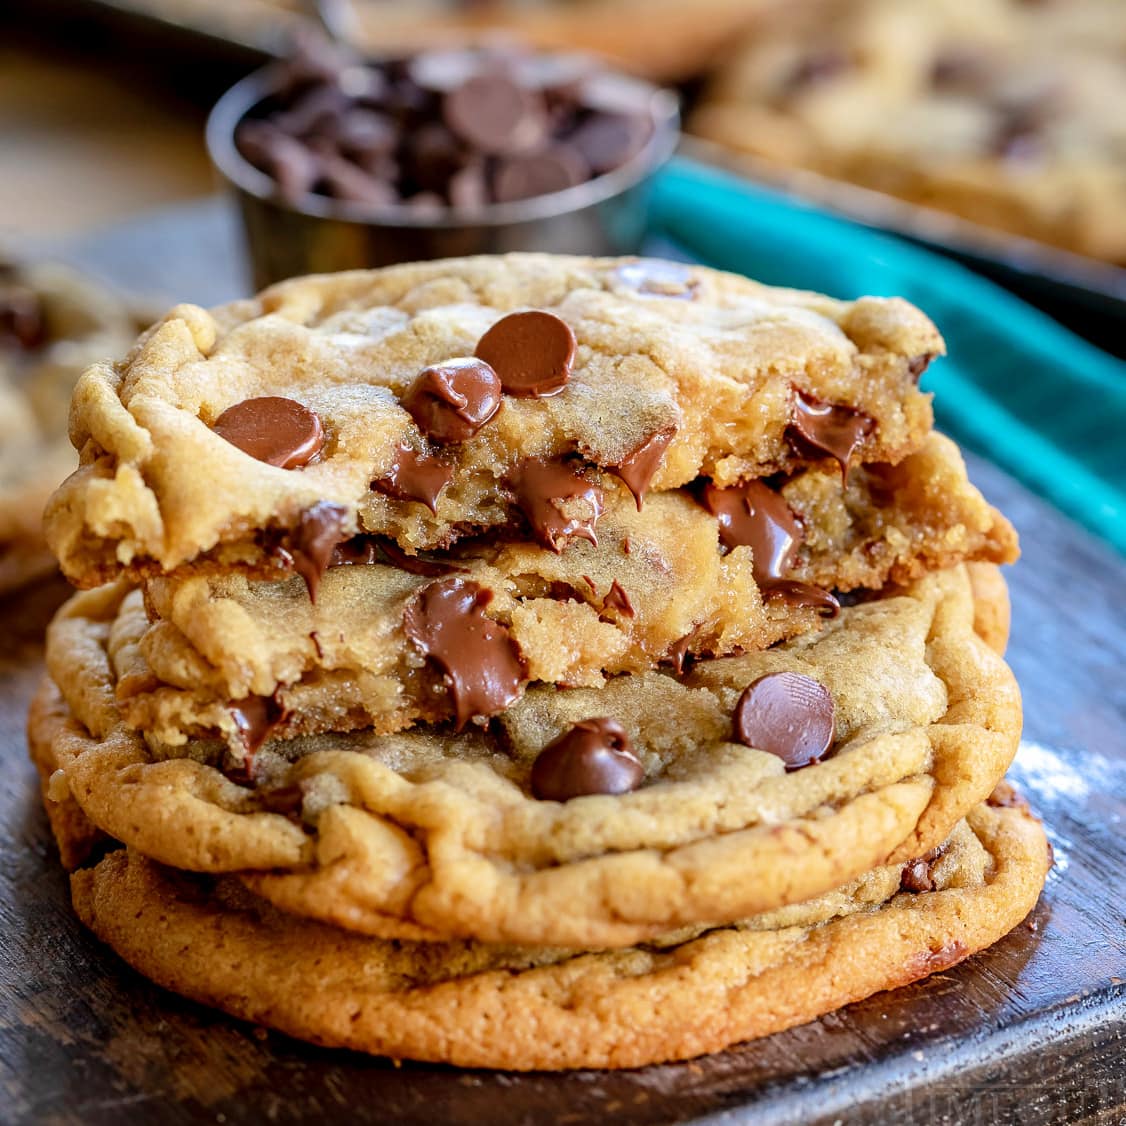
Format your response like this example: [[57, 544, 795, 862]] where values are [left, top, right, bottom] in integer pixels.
[[1, 199, 1124, 1125], [679, 139, 1126, 358]]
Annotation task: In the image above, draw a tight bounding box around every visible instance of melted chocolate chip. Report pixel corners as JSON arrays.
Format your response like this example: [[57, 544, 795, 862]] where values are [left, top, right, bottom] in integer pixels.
[[329, 534, 457, 576], [230, 693, 288, 758], [788, 388, 873, 480], [373, 442, 453, 512], [212, 396, 325, 469], [530, 718, 644, 801], [733, 672, 835, 771], [475, 310, 575, 398], [443, 73, 549, 155], [402, 577, 525, 729], [702, 479, 801, 580], [282, 501, 350, 600], [513, 458, 605, 552], [601, 579, 635, 618], [899, 845, 946, 893], [403, 357, 502, 444], [764, 579, 841, 618], [907, 353, 935, 382], [613, 427, 676, 509], [613, 261, 698, 299], [666, 624, 706, 675]]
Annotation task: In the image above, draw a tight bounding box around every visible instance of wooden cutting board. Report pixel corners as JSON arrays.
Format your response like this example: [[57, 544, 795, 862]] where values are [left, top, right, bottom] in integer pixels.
[[2, 204, 1123, 1125]]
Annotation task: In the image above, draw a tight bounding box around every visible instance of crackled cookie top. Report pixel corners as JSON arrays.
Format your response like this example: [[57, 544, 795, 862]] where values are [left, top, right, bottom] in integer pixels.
[[65, 799, 1049, 1069], [45, 253, 942, 587], [41, 565, 1020, 946]]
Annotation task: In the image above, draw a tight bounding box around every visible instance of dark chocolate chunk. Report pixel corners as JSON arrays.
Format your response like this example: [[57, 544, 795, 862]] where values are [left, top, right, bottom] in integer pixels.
[[733, 672, 835, 771], [402, 577, 525, 728], [402, 357, 502, 443], [373, 442, 453, 512], [788, 388, 873, 480], [907, 353, 936, 381], [211, 396, 325, 470], [530, 718, 644, 801], [475, 310, 575, 398], [612, 427, 676, 509], [513, 458, 605, 552]]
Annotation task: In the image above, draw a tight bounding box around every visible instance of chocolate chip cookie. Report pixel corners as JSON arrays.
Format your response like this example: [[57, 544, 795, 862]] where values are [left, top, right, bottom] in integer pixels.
[[44, 254, 943, 588], [0, 261, 150, 594], [691, 0, 1126, 263], [66, 799, 1050, 1069], [35, 565, 1021, 947], [67, 432, 1013, 750]]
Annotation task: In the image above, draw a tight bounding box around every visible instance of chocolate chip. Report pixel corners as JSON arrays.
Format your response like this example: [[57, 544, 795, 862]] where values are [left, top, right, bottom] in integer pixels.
[[406, 123, 467, 195], [443, 73, 549, 155], [513, 458, 605, 552], [613, 261, 698, 299], [702, 479, 801, 581], [475, 310, 575, 398], [336, 108, 398, 156], [212, 396, 325, 469], [402, 577, 525, 728], [907, 353, 935, 382], [568, 111, 651, 173], [448, 161, 489, 209], [319, 151, 399, 206], [930, 49, 990, 93], [666, 624, 706, 675], [236, 121, 320, 203], [788, 388, 873, 480], [330, 534, 459, 577], [899, 846, 946, 893], [733, 672, 835, 771], [402, 357, 502, 443], [0, 285, 46, 350], [530, 718, 644, 801], [601, 580, 635, 618], [230, 693, 288, 758], [492, 145, 589, 202], [762, 579, 840, 618], [281, 501, 350, 601], [612, 427, 676, 509], [373, 442, 453, 513]]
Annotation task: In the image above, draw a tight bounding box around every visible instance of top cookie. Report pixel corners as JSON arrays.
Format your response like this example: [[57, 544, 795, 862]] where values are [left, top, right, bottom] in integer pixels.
[[45, 254, 941, 587]]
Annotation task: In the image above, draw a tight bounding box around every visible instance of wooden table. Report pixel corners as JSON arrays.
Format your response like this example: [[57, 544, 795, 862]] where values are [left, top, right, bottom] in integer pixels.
[[1, 205, 1123, 1125]]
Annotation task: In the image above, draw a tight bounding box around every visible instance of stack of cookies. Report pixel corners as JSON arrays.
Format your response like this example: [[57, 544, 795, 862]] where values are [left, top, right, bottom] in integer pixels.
[[30, 254, 1050, 1070]]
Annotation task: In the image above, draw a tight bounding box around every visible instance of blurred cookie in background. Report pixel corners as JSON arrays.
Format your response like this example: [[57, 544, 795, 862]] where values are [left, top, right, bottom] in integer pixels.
[[691, 0, 1126, 264], [0, 261, 153, 595]]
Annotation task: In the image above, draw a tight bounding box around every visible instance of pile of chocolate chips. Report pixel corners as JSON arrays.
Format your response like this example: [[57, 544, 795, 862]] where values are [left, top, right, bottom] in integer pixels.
[[235, 36, 663, 213]]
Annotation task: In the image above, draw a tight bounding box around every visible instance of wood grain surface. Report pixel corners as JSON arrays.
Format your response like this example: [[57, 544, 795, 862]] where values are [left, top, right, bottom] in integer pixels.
[[1, 209, 1123, 1124]]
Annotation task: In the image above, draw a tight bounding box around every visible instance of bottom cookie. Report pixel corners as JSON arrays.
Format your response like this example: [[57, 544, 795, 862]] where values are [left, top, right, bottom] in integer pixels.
[[69, 799, 1049, 1071]]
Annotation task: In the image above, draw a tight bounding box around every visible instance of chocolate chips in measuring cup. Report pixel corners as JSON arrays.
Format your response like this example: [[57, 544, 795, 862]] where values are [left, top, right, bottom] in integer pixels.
[[235, 39, 659, 212]]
